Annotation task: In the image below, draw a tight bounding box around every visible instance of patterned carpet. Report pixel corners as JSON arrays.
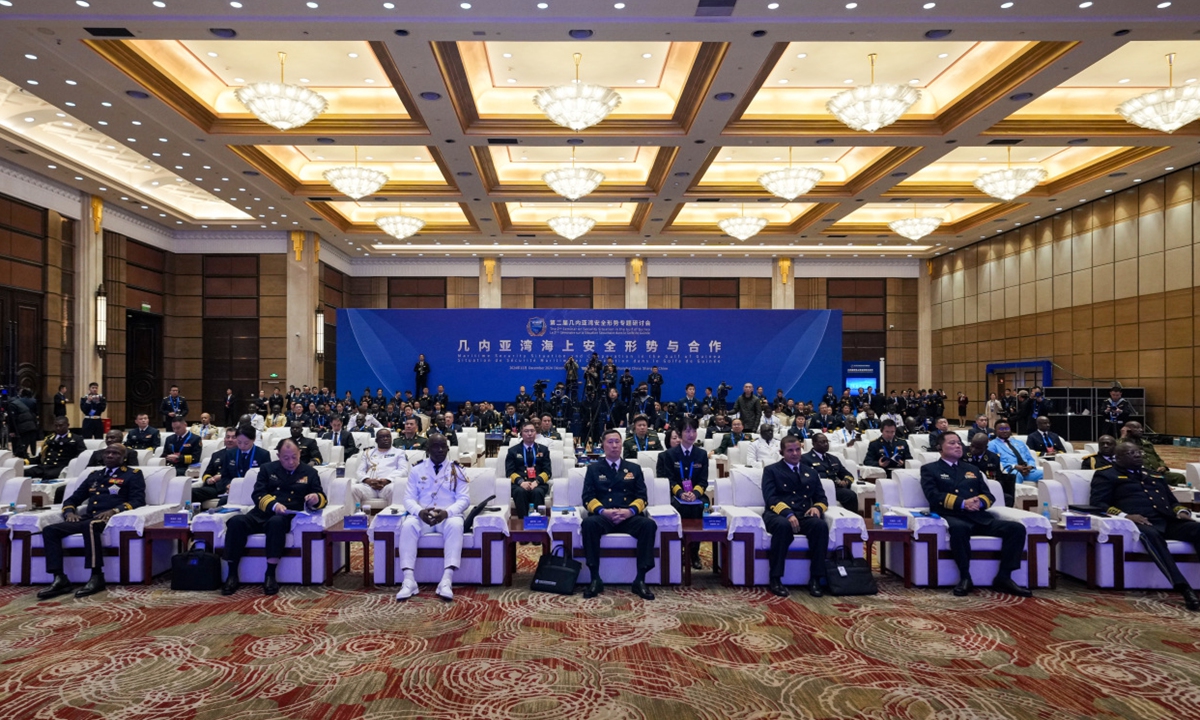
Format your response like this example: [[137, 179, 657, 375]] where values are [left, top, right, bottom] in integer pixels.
[[2, 544, 1199, 720]]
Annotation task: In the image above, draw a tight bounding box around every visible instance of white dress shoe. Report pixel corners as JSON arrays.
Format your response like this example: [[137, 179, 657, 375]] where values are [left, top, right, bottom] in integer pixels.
[[395, 579, 419, 601], [435, 578, 454, 601]]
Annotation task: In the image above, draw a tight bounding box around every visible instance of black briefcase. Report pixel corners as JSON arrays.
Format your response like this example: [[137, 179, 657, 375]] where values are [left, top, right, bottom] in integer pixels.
[[170, 542, 223, 591], [530, 545, 582, 595], [825, 557, 878, 596]]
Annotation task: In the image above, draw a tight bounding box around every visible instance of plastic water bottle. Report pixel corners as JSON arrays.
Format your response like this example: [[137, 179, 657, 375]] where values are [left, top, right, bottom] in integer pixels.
[[873, 504, 882, 528], [528, 503, 537, 517], [185, 502, 194, 522], [1042, 502, 1051, 521], [702, 501, 712, 516], [354, 502, 363, 516]]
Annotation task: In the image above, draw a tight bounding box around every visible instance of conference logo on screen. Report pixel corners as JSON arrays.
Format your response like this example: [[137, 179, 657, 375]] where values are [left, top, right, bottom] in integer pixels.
[[527, 317, 547, 337]]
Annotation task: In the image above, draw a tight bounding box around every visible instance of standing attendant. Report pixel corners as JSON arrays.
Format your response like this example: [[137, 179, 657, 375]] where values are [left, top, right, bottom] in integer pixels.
[[414, 354, 431, 394], [160, 385, 189, 430], [646, 366, 664, 403], [957, 393, 969, 428], [53, 385, 70, 420], [223, 388, 237, 427], [79, 382, 107, 440], [1102, 385, 1133, 438]]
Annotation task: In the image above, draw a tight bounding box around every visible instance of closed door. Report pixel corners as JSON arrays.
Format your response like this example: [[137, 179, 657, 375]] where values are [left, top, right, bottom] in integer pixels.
[[0, 288, 43, 403], [125, 311, 163, 425]]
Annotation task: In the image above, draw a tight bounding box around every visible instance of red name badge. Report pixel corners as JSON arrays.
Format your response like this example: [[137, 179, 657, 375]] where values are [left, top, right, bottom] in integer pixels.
[[527, 467, 536, 480]]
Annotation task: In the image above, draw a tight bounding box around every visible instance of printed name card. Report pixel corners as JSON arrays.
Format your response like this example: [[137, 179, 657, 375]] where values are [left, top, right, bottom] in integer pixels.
[[1065, 514, 1091, 531], [881, 514, 908, 530], [523, 515, 549, 531], [343, 514, 369, 530], [702, 515, 727, 531], [163, 513, 189, 528]]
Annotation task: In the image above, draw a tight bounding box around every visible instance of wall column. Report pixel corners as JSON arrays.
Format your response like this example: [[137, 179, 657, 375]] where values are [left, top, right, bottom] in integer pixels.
[[625, 258, 647, 309], [75, 195, 105, 406], [772, 258, 794, 309], [286, 231, 321, 386], [917, 261, 932, 388], [479, 258, 501, 308]]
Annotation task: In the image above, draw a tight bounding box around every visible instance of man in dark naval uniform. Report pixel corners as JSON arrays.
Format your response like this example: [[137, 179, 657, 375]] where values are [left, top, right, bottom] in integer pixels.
[[505, 421, 552, 518], [920, 433, 1031, 598], [124, 413, 161, 451], [1090, 441, 1200, 611], [1081, 435, 1117, 471], [160, 384, 189, 430], [86, 429, 139, 468], [26, 416, 87, 480], [802, 432, 857, 513], [222, 439, 326, 596], [161, 417, 203, 476], [194, 425, 271, 506], [36, 445, 146, 600], [863, 419, 912, 478], [276, 421, 323, 466], [581, 429, 657, 600], [761, 434, 829, 598]]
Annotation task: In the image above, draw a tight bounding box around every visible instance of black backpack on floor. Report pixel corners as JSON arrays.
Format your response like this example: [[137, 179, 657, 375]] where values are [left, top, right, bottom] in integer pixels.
[[171, 542, 222, 591]]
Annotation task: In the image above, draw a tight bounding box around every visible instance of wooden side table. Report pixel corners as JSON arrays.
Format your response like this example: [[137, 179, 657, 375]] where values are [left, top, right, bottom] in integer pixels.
[[679, 518, 731, 587], [504, 516, 551, 587], [142, 522, 191, 585], [325, 520, 372, 588], [866, 527, 913, 588], [1047, 527, 1101, 589]]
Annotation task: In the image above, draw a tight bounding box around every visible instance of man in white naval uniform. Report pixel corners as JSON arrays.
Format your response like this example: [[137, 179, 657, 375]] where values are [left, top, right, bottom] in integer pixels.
[[746, 425, 781, 467], [396, 434, 470, 602], [353, 428, 409, 507]]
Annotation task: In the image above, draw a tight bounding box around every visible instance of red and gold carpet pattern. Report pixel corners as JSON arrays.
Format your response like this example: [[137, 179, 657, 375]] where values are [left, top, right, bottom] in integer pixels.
[[1, 547, 1199, 719]]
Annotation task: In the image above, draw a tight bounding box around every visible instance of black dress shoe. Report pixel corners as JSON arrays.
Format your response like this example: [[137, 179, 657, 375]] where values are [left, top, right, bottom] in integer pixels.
[[993, 576, 1032, 598], [583, 577, 604, 599], [690, 556, 702, 571], [953, 577, 974, 597], [221, 576, 240, 596], [768, 580, 790, 597], [37, 574, 74, 601], [807, 578, 824, 598], [1180, 586, 1199, 612], [631, 580, 655, 601], [74, 573, 106, 599], [264, 575, 280, 596]]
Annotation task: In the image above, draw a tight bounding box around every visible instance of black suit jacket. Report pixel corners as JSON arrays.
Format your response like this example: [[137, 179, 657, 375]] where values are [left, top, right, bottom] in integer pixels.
[[761, 460, 828, 518], [505, 442, 553, 487], [661, 444, 709, 499], [919, 459, 996, 520], [582, 458, 648, 515], [1090, 465, 1185, 527], [1026, 430, 1066, 456], [319, 429, 359, 459]]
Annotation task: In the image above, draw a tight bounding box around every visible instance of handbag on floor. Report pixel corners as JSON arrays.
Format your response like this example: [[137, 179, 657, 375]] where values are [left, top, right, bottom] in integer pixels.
[[825, 557, 878, 596], [170, 541, 222, 591], [530, 545, 581, 595]]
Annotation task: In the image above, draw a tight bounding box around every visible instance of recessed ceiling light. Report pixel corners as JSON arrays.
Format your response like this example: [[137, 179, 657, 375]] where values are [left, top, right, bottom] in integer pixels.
[[25, 79, 36, 85], [23, 117, 33, 122], [1118, 78, 1130, 83], [845, 2, 857, 7], [233, 77, 245, 83], [65, 102, 75, 106], [460, 2, 471, 7], [909, 78, 920, 84], [1166, 166, 1174, 170], [230, 1, 241, 7], [76, 0, 89, 6], [1157, 1, 1171, 6], [153, 0, 165, 6], [65, 79, 77, 85], [507, 78, 517, 83], [306, 1, 318, 7], [132, 120, 142, 125], [348, 53, 358, 59], [537, 2, 548, 7], [923, 2, 935, 7], [47, 164, 56, 170], [0, 1, 14, 6], [1000, 1, 1013, 6], [614, 2, 625, 7], [384, 1, 394, 6], [796, 53, 807, 59], [637, 78, 646, 84], [364, 78, 374, 83], [1078, 1, 1091, 6], [102, 101, 112, 106], [23, 54, 36, 60], [938, 53, 949, 59], [843, 78, 854, 84], [768, 2, 779, 7]]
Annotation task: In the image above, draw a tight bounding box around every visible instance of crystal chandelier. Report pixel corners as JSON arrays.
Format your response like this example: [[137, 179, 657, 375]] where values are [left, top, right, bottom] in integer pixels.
[[534, 53, 622, 131], [323, 147, 388, 200], [718, 205, 768, 241], [548, 204, 596, 240], [1117, 53, 1200, 134], [827, 53, 921, 133], [888, 206, 943, 241], [758, 147, 824, 201], [375, 211, 425, 240], [235, 52, 328, 131], [543, 147, 605, 200], [973, 147, 1047, 201]]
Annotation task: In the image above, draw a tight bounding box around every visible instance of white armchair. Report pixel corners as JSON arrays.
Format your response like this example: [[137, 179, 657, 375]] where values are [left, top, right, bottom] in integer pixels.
[[546, 467, 682, 586], [713, 467, 866, 586], [370, 467, 510, 586], [874, 469, 1051, 588]]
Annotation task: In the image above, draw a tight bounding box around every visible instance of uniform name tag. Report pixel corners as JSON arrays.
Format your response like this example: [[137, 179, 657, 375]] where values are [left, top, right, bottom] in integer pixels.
[[163, 512, 189, 528]]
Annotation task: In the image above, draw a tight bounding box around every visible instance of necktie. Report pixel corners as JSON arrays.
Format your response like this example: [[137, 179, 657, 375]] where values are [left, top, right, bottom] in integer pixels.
[[611, 462, 619, 473], [525, 446, 533, 466], [434, 463, 442, 474], [1004, 438, 1019, 461], [1043, 432, 1051, 449]]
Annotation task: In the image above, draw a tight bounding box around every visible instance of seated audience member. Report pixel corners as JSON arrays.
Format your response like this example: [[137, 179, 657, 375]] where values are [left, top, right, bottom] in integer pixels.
[[663, 418, 709, 570], [1120, 421, 1185, 486], [505, 421, 551, 518], [1090, 441, 1200, 611], [966, 415, 994, 443], [580, 430, 658, 601], [1026, 416, 1066, 457], [785, 414, 810, 441], [807, 403, 837, 433], [863, 419, 912, 478], [536, 414, 561, 442], [395, 435, 469, 602], [857, 408, 881, 431], [36, 445, 146, 600], [191, 413, 221, 441], [623, 415, 663, 458], [715, 418, 752, 455], [706, 411, 732, 438], [926, 417, 951, 452], [921, 433, 1031, 598], [222, 440, 327, 596], [194, 425, 270, 505], [395, 418, 428, 451], [830, 417, 862, 448], [761, 435, 829, 598], [86, 429, 139, 467], [964, 433, 1009, 506], [265, 405, 288, 428], [803, 433, 858, 513], [438, 412, 460, 447], [353, 428, 409, 509], [124, 413, 161, 451], [193, 428, 236, 504], [988, 421, 1043, 484], [161, 417, 204, 476], [655, 426, 681, 480], [320, 415, 358, 461], [746, 425, 781, 467], [1081, 435, 1117, 471], [276, 421, 322, 466]]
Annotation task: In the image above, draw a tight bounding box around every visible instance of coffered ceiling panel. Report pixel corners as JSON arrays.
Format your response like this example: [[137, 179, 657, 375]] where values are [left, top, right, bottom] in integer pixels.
[[831, 202, 1013, 236], [231, 144, 457, 197]]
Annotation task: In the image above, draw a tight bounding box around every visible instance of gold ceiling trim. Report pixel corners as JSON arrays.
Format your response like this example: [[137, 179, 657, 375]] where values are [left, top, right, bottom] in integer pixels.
[[85, 39, 429, 136], [686, 146, 924, 198], [723, 41, 1078, 137], [828, 203, 1026, 235], [228, 144, 460, 197], [306, 201, 480, 235], [885, 147, 1171, 199], [471, 146, 678, 197], [985, 118, 1200, 137], [491, 202, 651, 234], [660, 202, 838, 236], [431, 41, 729, 136]]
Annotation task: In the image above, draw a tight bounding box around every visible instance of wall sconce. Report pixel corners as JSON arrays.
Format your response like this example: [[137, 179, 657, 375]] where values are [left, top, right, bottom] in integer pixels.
[[315, 306, 325, 361], [95, 283, 107, 357]]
